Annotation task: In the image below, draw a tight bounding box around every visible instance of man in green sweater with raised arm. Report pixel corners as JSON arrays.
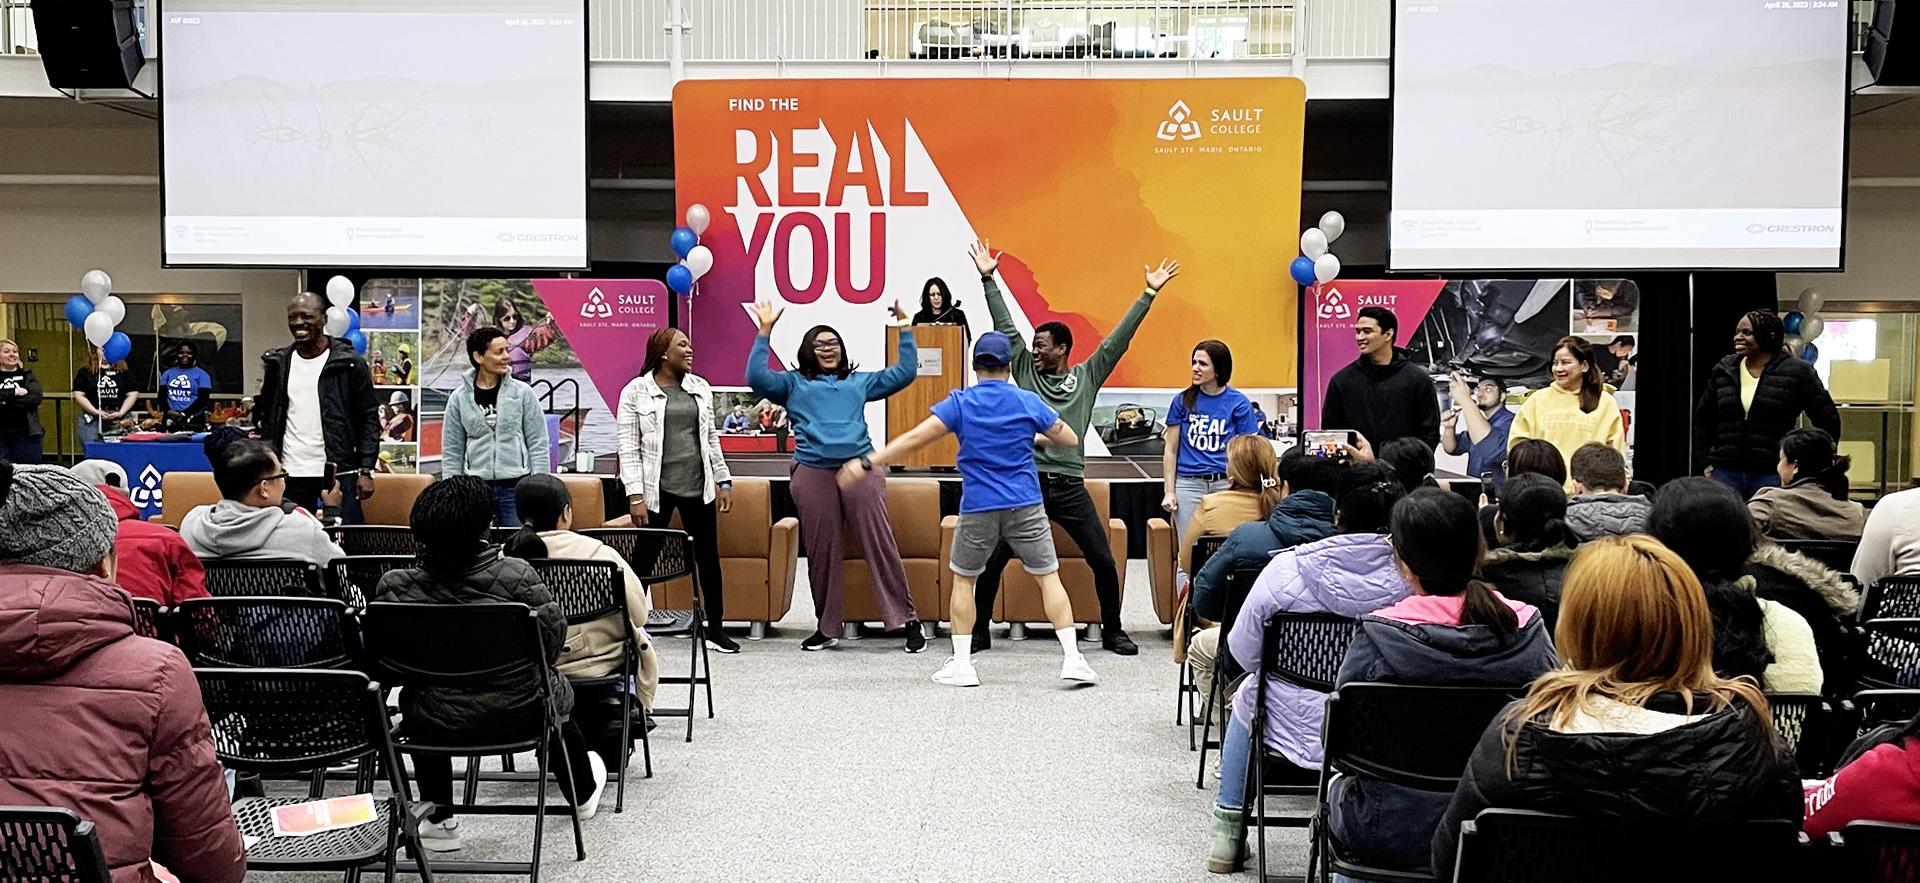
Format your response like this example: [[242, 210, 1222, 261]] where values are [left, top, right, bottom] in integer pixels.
[[966, 238, 1177, 656]]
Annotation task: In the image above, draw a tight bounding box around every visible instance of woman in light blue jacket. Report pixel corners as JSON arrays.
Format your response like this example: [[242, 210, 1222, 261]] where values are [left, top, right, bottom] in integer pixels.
[[442, 327, 551, 526]]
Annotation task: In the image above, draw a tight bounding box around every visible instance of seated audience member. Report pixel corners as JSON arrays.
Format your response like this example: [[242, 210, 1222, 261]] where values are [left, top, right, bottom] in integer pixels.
[[1479, 474, 1579, 633], [1649, 478, 1823, 694], [1206, 465, 1411, 873], [180, 428, 345, 565], [504, 474, 660, 766], [1432, 534, 1802, 882], [0, 462, 246, 883], [1180, 435, 1283, 575], [1320, 489, 1557, 876], [1564, 442, 1650, 541], [1377, 436, 1439, 492], [374, 476, 607, 851], [1185, 449, 1342, 723], [1854, 484, 1920, 589], [1804, 707, 1920, 836], [1749, 428, 1866, 542], [1480, 438, 1565, 546], [97, 480, 208, 605]]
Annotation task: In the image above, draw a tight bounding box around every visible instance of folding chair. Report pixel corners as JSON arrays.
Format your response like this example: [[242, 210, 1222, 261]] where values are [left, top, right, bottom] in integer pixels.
[[200, 559, 325, 598], [1774, 538, 1860, 575], [1861, 577, 1920, 623], [582, 527, 712, 743], [0, 806, 112, 883], [328, 555, 417, 609], [526, 558, 648, 805], [1196, 562, 1276, 788], [1846, 689, 1920, 743], [176, 597, 356, 669], [1766, 692, 1838, 778], [359, 601, 586, 880], [1311, 684, 1522, 883], [1247, 611, 1359, 879], [1452, 808, 1801, 883], [129, 597, 166, 641], [197, 668, 431, 883], [328, 526, 426, 558], [1832, 820, 1920, 883], [1177, 534, 1228, 745], [1858, 618, 1920, 689]]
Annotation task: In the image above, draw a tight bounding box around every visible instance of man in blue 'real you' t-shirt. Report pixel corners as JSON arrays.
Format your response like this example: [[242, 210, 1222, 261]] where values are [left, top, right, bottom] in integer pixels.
[[844, 331, 1097, 689], [158, 340, 214, 430]]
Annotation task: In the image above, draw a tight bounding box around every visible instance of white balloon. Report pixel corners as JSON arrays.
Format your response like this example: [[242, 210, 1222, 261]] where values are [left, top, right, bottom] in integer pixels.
[[1318, 211, 1346, 244], [1300, 228, 1329, 260], [1785, 335, 1804, 356], [80, 269, 112, 304], [84, 312, 114, 346], [1314, 253, 1342, 285], [686, 203, 712, 236], [326, 276, 356, 308], [685, 245, 714, 281], [1800, 315, 1825, 343], [97, 295, 126, 326], [324, 305, 352, 337], [1798, 288, 1825, 314]]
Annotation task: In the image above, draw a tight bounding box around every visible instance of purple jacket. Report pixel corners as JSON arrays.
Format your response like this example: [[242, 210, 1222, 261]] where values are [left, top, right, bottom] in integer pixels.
[[1226, 532, 1411, 769]]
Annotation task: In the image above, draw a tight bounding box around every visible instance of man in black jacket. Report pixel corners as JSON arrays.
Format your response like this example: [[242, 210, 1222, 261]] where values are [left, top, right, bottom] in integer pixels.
[[254, 293, 380, 522], [1321, 306, 1441, 451]]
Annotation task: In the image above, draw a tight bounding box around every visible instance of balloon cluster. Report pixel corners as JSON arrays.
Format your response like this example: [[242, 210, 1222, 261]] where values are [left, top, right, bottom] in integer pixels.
[[1784, 288, 1826, 364], [64, 270, 133, 363], [667, 204, 714, 295], [320, 276, 369, 355], [1290, 212, 1346, 288]]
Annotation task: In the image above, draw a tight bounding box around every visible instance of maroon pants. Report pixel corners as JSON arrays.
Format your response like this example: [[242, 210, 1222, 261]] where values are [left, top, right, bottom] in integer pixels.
[[788, 461, 916, 637]]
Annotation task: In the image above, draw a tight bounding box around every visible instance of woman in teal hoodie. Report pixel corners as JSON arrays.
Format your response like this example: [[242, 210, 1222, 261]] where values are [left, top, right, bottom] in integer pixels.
[[746, 300, 924, 653], [442, 327, 551, 526]]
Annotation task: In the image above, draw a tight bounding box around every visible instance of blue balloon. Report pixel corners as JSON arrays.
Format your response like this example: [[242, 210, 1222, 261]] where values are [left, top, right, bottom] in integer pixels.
[[1801, 341, 1819, 363], [669, 226, 698, 258], [102, 332, 132, 364], [1289, 256, 1317, 287], [64, 294, 93, 330], [1784, 311, 1804, 335], [346, 308, 361, 333], [346, 330, 369, 355], [666, 263, 694, 294]]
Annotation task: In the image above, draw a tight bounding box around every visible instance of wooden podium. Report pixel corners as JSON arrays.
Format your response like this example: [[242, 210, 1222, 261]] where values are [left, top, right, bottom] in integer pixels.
[[886, 324, 963, 468]]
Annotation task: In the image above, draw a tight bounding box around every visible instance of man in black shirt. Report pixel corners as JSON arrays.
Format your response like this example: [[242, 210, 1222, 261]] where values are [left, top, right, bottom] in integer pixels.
[[1320, 306, 1441, 451]]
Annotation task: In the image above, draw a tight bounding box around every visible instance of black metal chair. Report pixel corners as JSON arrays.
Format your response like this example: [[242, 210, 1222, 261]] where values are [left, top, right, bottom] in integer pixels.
[[197, 668, 431, 883], [1196, 562, 1280, 788], [1451, 808, 1801, 882], [1177, 534, 1229, 746], [176, 597, 356, 669], [1859, 618, 1920, 690], [1775, 538, 1860, 575], [581, 527, 711, 743], [1846, 689, 1920, 743], [200, 559, 325, 598], [328, 555, 417, 609], [0, 806, 112, 883], [129, 597, 166, 641], [359, 601, 586, 880], [328, 526, 426, 558], [526, 558, 648, 806], [1861, 577, 1920, 623], [1247, 611, 1360, 879], [1767, 692, 1839, 778], [1311, 684, 1523, 883], [1832, 820, 1920, 883]]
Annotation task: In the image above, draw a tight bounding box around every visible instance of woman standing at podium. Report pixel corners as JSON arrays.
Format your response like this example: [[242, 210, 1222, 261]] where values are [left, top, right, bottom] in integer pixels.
[[911, 276, 972, 350], [746, 300, 925, 654]]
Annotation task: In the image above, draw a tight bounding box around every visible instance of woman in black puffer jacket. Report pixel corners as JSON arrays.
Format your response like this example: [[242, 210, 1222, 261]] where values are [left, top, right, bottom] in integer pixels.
[[1693, 310, 1840, 500]]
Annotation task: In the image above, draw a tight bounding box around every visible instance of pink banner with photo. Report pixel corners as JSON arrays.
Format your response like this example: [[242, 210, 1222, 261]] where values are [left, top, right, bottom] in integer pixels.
[[530, 279, 669, 411]]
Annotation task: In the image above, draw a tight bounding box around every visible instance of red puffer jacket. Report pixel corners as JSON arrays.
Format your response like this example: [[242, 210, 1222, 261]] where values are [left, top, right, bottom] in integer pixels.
[[98, 485, 208, 606], [0, 564, 245, 883]]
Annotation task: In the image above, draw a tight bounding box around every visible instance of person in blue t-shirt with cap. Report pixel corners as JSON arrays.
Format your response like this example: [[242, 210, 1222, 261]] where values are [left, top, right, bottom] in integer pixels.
[[1160, 339, 1262, 550], [843, 331, 1094, 688]]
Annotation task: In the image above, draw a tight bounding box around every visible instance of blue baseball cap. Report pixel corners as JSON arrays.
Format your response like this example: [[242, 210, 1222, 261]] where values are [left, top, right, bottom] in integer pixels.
[[973, 331, 1013, 368]]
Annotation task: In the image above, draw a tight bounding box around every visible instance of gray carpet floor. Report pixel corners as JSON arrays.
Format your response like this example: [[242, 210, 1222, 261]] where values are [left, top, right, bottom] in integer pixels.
[[266, 561, 1311, 882]]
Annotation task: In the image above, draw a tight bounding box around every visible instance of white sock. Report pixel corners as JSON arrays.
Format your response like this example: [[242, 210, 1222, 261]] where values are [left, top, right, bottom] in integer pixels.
[[1055, 627, 1080, 659], [951, 634, 972, 667]]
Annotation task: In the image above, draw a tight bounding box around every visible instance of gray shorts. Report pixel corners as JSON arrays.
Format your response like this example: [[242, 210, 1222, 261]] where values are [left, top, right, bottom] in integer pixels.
[[950, 504, 1059, 577]]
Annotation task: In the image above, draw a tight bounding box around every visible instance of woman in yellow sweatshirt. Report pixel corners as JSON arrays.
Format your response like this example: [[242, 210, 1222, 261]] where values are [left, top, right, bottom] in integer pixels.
[[1508, 337, 1626, 487]]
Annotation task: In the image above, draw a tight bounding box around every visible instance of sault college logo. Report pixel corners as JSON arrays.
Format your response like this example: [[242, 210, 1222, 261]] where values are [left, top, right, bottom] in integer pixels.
[[1156, 100, 1202, 142], [580, 287, 613, 319], [128, 464, 164, 512], [1317, 285, 1352, 321]]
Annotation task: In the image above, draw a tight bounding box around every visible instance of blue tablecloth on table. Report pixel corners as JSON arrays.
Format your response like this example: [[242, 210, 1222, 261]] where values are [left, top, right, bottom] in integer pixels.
[[84, 440, 213, 520]]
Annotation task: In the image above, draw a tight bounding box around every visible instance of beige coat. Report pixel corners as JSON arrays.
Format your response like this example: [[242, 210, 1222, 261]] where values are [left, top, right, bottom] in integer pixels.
[[1749, 478, 1867, 542], [541, 530, 660, 710]]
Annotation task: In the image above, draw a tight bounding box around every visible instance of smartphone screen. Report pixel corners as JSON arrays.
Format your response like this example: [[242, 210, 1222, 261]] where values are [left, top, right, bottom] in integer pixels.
[[1480, 471, 1498, 504], [1303, 430, 1351, 459]]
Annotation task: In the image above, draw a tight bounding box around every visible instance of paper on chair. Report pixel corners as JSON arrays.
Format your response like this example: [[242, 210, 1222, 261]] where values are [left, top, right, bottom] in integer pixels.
[[270, 794, 377, 838]]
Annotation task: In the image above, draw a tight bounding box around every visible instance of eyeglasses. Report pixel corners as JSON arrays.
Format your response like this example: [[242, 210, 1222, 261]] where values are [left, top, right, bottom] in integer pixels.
[[259, 472, 289, 484], [812, 339, 842, 350]]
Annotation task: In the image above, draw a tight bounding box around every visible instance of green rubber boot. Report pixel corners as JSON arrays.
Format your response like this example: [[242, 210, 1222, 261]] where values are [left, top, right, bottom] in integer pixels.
[[1206, 806, 1248, 873]]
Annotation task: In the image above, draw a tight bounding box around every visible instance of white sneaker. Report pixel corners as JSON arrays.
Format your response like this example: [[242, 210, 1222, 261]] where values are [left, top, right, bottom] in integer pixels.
[[1060, 654, 1098, 684], [415, 818, 461, 852], [931, 656, 981, 687], [576, 751, 608, 820]]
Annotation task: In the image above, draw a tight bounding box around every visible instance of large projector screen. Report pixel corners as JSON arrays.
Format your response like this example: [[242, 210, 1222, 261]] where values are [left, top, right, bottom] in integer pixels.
[[160, 0, 586, 269], [1390, 0, 1848, 272]]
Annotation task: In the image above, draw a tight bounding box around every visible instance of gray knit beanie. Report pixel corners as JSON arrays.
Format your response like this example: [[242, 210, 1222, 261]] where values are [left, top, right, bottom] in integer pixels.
[[0, 462, 118, 573]]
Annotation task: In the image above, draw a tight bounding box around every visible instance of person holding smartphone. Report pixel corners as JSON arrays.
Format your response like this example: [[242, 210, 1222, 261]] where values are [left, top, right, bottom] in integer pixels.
[[1440, 373, 1514, 492], [254, 293, 381, 523]]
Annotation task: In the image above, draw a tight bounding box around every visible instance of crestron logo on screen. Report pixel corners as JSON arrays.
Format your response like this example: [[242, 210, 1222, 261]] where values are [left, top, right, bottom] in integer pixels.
[[581, 288, 613, 319], [129, 464, 163, 511], [1317, 286, 1352, 321], [1156, 101, 1202, 141]]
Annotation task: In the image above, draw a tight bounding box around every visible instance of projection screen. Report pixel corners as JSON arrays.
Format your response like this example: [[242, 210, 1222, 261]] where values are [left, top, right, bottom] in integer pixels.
[[1389, 0, 1849, 272], [160, 0, 586, 268]]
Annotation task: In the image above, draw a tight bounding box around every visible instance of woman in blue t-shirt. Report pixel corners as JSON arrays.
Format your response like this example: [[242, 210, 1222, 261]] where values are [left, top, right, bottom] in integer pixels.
[[1161, 339, 1261, 551]]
